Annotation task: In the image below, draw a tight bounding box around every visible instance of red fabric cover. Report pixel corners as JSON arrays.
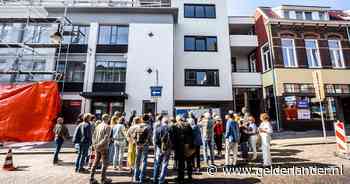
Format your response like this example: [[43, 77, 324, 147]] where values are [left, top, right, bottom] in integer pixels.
[[0, 81, 61, 142]]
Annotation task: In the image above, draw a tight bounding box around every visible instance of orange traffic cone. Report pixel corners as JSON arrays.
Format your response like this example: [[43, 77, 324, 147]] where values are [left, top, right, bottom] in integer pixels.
[[3, 148, 16, 171]]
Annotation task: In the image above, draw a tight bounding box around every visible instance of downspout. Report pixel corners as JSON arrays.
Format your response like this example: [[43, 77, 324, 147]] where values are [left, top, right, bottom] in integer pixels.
[[266, 21, 282, 132]]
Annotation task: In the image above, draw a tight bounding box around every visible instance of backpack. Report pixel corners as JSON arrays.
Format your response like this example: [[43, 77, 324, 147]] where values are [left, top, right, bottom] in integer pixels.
[[160, 127, 172, 152], [72, 124, 83, 144], [133, 124, 149, 146]]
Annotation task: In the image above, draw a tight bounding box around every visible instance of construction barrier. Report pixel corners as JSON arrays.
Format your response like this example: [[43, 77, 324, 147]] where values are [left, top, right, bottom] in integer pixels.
[[2, 148, 15, 171], [0, 81, 61, 142], [334, 121, 350, 159]]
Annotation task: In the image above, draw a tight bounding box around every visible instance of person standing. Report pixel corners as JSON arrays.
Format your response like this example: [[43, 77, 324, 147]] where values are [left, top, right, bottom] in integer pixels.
[[53, 117, 70, 164], [153, 116, 172, 184], [132, 114, 152, 183], [224, 113, 240, 166], [112, 117, 127, 170], [199, 112, 215, 166], [127, 117, 141, 175], [213, 116, 224, 158], [90, 114, 112, 184], [128, 110, 137, 128], [259, 113, 273, 167], [73, 113, 92, 173], [171, 116, 194, 184], [188, 113, 202, 172], [239, 120, 250, 162], [247, 116, 258, 160]]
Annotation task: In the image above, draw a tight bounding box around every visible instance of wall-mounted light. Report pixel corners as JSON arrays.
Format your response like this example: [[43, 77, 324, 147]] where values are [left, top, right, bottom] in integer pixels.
[[148, 32, 154, 37]]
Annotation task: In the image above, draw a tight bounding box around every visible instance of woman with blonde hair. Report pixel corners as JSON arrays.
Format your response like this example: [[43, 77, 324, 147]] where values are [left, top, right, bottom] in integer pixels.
[[259, 113, 273, 167], [126, 116, 142, 175]]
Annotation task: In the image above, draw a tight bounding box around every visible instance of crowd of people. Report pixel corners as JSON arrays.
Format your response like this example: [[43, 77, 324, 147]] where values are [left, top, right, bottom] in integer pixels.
[[52, 108, 273, 184]]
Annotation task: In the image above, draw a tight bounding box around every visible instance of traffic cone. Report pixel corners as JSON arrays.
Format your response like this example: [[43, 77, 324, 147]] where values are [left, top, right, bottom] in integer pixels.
[[3, 148, 16, 171]]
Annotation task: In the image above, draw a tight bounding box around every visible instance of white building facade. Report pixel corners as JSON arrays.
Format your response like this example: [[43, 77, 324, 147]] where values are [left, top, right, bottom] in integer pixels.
[[0, 0, 243, 122]]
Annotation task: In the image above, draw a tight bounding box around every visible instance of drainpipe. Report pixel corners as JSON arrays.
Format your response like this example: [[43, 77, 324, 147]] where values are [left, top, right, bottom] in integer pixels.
[[267, 22, 282, 132], [347, 25, 350, 44]]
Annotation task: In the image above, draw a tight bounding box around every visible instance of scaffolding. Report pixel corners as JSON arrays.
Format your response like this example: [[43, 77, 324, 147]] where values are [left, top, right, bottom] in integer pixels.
[[0, 4, 73, 86]]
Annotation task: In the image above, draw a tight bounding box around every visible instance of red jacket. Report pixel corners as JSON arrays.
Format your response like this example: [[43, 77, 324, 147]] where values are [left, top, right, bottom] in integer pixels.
[[213, 122, 224, 135]]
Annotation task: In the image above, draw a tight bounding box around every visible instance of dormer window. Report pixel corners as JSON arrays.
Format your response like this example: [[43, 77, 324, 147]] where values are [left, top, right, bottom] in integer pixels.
[[296, 11, 303, 19], [305, 12, 313, 20], [284, 10, 290, 19], [319, 11, 326, 20]]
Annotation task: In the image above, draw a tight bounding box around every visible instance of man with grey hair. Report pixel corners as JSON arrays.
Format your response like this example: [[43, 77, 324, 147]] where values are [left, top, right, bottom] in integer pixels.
[[90, 114, 112, 184]]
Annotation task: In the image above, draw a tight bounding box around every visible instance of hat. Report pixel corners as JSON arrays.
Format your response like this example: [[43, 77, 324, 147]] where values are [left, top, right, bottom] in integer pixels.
[[214, 116, 222, 121]]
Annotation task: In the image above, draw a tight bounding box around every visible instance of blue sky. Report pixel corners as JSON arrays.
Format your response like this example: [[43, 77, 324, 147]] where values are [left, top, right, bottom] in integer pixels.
[[227, 0, 350, 16]]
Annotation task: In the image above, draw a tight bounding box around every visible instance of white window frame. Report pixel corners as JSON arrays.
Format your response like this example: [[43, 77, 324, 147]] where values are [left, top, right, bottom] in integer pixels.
[[328, 39, 345, 68], [281, 38, 298, 68], [249, 54, 257, 72], [305, 39, 322, 68], [261, 43, 272, 72]]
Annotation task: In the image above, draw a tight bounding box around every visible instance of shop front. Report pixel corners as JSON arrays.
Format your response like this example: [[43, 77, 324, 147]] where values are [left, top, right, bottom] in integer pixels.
[[280, 83, 350, 130]]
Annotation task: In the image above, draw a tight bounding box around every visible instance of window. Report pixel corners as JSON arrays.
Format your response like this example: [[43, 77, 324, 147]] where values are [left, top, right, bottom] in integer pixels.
[[284, 84, 314, 94], [319, 11, 326, 20], [305, 39, 321, 68], [283, 96, 337, 121], [184, 4, 216, 18], [184, 36, 217, 52], [296, 11, 303, 19], [326, 84, 350, 94], [98, 25, 129, 45], [328, 40, 345, 68], [284, 10, 290, 19], [0, 24, 14, 42], [17, 60, 46, 81], [185, 69, 219, 87], [70, 25, 89, 44], [249, 54, 257, 72], [23, 24, 51, 43], [261, 43, 272, 72], [58, 61, 85, 82], [305, 12, 313, 20], [281, 39, 298, 67], [94, 61, 126, 83], [284, 84, 300, 93]]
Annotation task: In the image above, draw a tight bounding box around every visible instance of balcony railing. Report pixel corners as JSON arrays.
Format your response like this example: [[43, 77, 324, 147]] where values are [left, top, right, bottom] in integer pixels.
[[0, 0, 171, 8], [230, 35, 258, 48]]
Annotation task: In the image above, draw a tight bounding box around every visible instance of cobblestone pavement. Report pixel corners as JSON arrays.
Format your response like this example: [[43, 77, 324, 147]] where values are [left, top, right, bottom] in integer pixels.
[[1, 140, 350, 184]]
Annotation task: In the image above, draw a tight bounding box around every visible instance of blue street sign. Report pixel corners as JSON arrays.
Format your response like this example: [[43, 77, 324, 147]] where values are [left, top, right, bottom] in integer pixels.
[[150, 86, 162, 97], [297, 100, 309, 109]]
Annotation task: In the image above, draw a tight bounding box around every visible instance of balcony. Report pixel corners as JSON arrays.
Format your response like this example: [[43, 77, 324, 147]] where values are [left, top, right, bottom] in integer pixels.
[[232, 72, 262, 88], [0, 0, 171, 8], [230, 35, 258, 48]]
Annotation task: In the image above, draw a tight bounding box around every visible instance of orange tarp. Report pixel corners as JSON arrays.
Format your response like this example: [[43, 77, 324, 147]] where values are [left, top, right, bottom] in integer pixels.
[[0, 81, 61, 142]]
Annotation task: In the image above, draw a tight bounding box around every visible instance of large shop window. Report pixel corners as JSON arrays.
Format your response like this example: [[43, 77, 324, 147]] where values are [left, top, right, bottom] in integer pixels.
[[94, 61, 126, 83], [184, 4, 216, 18], [328, 40, 345, 68], [98, 25, 129, 45], [63, 25, 90, 44], [326, 84, 350, 94], [284, 83, 314, 94], [305, 39, 322, 68], [281, 39, 298, 67], [58, 61, 85, 82], [185, 69, 219, 87], [261, 43, 272, 72], [283, 96, 337, 121], [184, 36, 217, 52]]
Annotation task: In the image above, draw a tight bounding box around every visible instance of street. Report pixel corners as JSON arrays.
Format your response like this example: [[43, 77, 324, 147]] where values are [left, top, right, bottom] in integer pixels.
[[1, 137, 350, 184]]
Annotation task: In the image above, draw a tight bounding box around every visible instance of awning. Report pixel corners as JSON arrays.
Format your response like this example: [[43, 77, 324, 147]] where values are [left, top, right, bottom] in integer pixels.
[[80, 92, 128, 99]]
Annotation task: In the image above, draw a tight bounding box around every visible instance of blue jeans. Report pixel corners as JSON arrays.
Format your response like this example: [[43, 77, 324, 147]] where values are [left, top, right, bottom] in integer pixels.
[[240, 141, 249, 159], [134, 145, 149, 183], [153, 147, 170, 184], [203, 139, 214, 165], [75, 143, 89, 171], [53, 137, 64, 163]]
